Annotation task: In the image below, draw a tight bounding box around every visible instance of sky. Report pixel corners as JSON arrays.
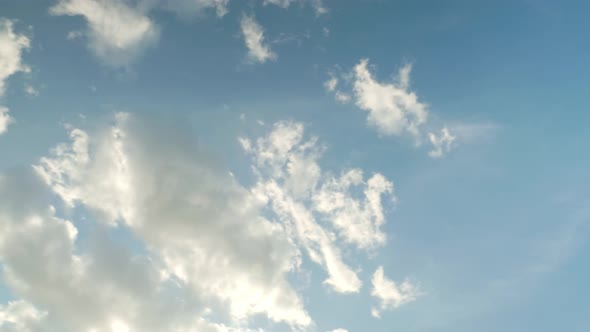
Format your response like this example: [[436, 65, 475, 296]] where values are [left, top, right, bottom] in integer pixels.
[[0, 0, 589, 331]]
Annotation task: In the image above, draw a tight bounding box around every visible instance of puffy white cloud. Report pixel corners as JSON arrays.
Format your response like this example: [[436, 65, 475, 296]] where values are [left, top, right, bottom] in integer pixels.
[[240, 14, 276, 64], [0, 19, 30, 97], [428, 127, 455, 158], [352, 60, 428, 139], [0, 106, 12, 135], [50, 0, 160, 67], [243, 120, 396, 292], [327, 59, 460, 156], [370, 266, 420, 318], [28, 114, 311, 330]]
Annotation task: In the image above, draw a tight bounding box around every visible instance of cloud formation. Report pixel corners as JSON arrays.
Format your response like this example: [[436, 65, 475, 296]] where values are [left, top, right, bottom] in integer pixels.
[[51, 0, 160, 67], [370, 266, 420, 318], [327, 59, 458, 157], [241, 120, 396, 293], [0, 106, 12, 135], [240, 14, 276, 64]]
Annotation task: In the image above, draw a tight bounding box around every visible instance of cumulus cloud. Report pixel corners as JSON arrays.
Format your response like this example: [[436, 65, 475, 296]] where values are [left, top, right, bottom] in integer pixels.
[[327, 59, 461, 157], [242, 120, 396, 292], [30, 114, 311, 326], [352, 60, 428, 139], [50, 0, 160, 67], [50, 0, 230, 67], [0, 19, 30, 96], [0, 18, 30, 135], [370, 266, 420, 318], [240, 14, 276, 64], [0, 113, 411, 330]]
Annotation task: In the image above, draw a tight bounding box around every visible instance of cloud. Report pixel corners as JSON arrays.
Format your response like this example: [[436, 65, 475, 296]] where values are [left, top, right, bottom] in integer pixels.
[[0, 300, 47, 331], [264, 0, 327, 15], [26, 114, 311, 330], [0, 106, 13, 135], [370, 266, 421, 318], [240, 14, 276, 64], [0, 19, 30, 97], [242, 120, 396, 292], [161, 0, 230, 18], [1, 113, 412, 330], [327, 59, 462, 157], [50, 0, 160, 67], [352, 60, 428, 139], [428, 127, 455, 158]]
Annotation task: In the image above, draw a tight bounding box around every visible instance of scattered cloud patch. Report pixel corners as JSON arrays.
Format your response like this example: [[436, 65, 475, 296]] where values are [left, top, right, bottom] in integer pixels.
[[0, 18, 30, 96], [240, 14, 276, 64], [428, 127, 455, 158], [0, 106, 13, 135], [327, 59, 460, 157], [50, 0, 160, 67], [242, 120, 397, 293], [370, 266, 421, 318]]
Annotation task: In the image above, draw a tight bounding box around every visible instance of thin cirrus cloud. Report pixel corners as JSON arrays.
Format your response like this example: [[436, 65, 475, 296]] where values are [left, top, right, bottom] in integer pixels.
[[0, 18, 30, 135], [240, 14, 277, 64]]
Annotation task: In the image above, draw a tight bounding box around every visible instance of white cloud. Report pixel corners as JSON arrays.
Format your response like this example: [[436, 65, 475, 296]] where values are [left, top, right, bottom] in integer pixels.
[[28, 114, 311, 330], [51, 0, 160, 67], [244, 121, 396, 292], [352, 59, 428, 139], [240, 14, 276, 64], [327, 59, 462, 157], [0, 300, 47, 331], [370, 266, 420, 318], [327, 329, 348, 332], [0, 106, 13, 135], [0, 19, 30, 97], [428, 127, 455, 158]]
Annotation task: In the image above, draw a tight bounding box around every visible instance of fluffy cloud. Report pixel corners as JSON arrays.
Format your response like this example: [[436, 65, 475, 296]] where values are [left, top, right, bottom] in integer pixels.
[[50, 0, 160, 67], [352, 60, 428, 139], [327, 59, 458, 157], [0, 113, 411, 330], [240, 14, 276, 64], [0, 18, 30, 135], [370, 266, 420, 318], [50, 0, 230, 67], [241, 120, 396, 292], [0, 19, 30, 96], [26, 114, 311, 330]]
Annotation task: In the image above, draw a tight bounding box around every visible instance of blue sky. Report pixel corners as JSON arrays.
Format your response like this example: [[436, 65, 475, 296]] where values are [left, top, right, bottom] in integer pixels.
[[0, 1, 589, 331]]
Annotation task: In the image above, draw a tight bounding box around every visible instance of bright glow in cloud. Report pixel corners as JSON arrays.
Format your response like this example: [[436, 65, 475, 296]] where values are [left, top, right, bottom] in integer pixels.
[[240, 14, 276, 64], [370, 266, 421, 318], [242, 120, 396, 292]]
